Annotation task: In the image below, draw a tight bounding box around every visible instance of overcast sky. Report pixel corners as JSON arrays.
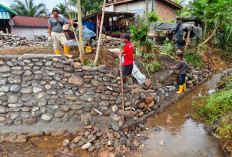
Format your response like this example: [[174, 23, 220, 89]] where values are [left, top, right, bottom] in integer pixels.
[[1, 0, 193, 12]]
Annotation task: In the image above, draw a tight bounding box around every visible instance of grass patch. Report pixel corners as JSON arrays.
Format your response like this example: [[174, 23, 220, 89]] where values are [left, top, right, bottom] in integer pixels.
[[197, 76, 232, 152], [141, 53, 164, 76], [184, 52, 204, 67]]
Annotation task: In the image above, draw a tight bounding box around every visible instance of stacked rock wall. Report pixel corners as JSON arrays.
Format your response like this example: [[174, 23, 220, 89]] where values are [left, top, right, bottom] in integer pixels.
[[0, 55, 128, 127]]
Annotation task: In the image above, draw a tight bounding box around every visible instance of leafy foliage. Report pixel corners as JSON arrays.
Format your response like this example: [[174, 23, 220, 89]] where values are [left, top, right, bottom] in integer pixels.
[[56, 3, 68, 18], [148, 11, 161, 23], [159, 40, 175, 56], [184, 51, 203, 67], [142, 53, 163, 75], [69, 0, 103, 16], [129, 21, 149, 47], [190, 0, 232, 51], [10, 0, 47, 17]]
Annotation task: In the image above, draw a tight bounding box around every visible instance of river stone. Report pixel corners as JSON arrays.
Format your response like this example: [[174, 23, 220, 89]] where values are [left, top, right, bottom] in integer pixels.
[[61, 105, 70, 112], [8, 104, 22, 108], [33, 86, 43, 94], [8, 95, 18, 104], [0, 92, 5, 96], [42, 113, 53, 121], [0, 117, 6, 122], [10, 85, 21, 92], [54, 111, 65, 118], [0, 66, 11, 72], [88, 146, 96, 152], [10, 113, 20, 120], [100, 101, 110, 106], [111, 121, 119, 131], [21, 87, 33, 94], [91, 80, 100, 86], [0, 86, 10, 92], [62, 139, 70, 147], [81, 113, 92, 121], [81, 142, 91, 150], [68, 76, 84, 86], [51, 130, 67, 136], [80, 95, 93, 102], [15, 135, 27, 143], [138, 102, 146, 109], [0, 79, 7, 85], [74, 62, 81, 69]]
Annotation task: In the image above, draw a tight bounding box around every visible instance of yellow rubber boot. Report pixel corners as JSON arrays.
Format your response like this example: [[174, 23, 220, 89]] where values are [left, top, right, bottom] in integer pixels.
[[55, 50, 61, 55], [176, 85, 184, 94], [64, 46, 72, 58], [183, 83, 186, 91]]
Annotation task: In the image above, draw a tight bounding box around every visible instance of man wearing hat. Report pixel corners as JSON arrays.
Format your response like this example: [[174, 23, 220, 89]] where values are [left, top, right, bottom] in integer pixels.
[[113, 34, 134, 84], [48, 8, 72, 57]]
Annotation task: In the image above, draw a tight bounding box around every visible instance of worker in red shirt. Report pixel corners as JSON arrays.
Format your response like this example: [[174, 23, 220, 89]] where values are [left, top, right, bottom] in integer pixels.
[[113, 34, 134, 84]]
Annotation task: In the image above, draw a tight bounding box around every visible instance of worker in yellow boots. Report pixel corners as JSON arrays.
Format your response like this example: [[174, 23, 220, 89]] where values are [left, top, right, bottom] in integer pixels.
[[48, 8, 72, 57], [170, 53, 188, 94]]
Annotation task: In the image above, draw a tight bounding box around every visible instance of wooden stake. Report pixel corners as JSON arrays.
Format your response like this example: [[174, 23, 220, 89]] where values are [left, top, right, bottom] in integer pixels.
[[96, 15, 99, 39], [94, 0, 107, 66], [184, 30, 191, 53], [119, 52, 125, 121], [77, 0, 85, 64]]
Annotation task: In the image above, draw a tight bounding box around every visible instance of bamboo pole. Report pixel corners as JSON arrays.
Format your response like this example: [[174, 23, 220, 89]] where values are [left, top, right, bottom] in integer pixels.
[[119, 52, 125, 121], [145, 0, 149, 25], [77, 0, 85, 64], [184, 30, 191, 53], [94, 0, 107, 66]]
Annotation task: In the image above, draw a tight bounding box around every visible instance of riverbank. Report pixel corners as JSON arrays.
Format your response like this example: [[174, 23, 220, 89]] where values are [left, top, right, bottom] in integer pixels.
[[196, 72, 232, 156]]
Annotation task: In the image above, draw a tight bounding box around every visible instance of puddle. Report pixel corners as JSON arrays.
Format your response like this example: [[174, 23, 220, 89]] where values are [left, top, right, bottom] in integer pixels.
[[136, 78, 225, 157]]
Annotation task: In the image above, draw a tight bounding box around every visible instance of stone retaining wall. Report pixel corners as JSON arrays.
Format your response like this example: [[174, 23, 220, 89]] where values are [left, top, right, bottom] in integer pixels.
[[0, 54, 208, 134], [0, 55, 129, 128]]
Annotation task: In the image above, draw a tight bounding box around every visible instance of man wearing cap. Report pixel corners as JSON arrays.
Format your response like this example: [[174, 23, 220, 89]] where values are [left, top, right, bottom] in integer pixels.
[[48, 8, 72, 57], [113, 34, 134, 84]]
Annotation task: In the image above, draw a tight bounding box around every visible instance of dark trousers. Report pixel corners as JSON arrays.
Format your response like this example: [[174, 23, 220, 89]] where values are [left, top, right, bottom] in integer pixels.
[[178, 74, 186, 85]]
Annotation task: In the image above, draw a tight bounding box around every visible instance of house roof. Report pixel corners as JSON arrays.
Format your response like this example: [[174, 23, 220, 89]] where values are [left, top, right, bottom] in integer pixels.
[[0, 3, 17, 15], [12, 16, 50, 27], [102, 0, 182, 10]]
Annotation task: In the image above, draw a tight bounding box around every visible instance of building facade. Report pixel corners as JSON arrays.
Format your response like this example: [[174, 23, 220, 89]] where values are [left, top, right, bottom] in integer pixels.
[[105, 0, 182, 21], [11, 16, 49, 40], [0, 3, 17, 33]]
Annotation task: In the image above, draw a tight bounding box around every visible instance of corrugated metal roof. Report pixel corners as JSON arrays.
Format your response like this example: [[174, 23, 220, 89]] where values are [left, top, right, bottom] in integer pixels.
[[0, 6, 10, 19], [0, 3, 17, 16]]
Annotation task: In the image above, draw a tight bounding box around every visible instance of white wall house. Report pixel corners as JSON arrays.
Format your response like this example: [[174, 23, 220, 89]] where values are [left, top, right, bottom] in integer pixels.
[[10, 16, 49, 40], [105, 0, 182, 21]]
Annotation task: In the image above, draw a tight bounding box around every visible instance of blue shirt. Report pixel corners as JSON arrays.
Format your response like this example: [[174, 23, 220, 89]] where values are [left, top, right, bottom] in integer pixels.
[[48, 16, 68, 33]]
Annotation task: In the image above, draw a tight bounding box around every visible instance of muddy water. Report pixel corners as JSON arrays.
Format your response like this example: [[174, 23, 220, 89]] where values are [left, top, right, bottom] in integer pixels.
[[137, 76, 225, 157]]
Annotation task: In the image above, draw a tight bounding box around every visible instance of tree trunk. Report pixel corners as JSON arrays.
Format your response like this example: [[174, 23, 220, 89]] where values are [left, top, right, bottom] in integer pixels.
[[201, 22, 220, 45], [94, 0, 107, 66], [77, 0, 85, 64]]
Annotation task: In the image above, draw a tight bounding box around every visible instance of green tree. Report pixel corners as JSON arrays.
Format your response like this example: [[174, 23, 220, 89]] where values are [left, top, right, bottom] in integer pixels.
[[56, 3, 68, 18], [191, 0, 232, 46], [69, 0, 103, 16], [10, 0, 47, 17]]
